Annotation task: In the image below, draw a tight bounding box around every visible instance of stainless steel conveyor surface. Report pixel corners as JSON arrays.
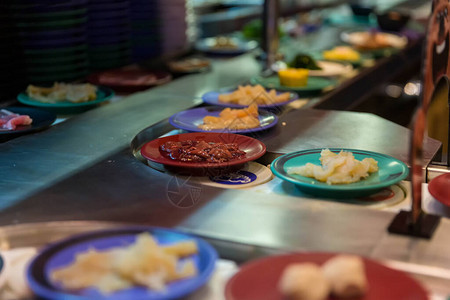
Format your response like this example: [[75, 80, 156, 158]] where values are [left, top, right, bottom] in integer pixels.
[[1, 22, 449, 296]]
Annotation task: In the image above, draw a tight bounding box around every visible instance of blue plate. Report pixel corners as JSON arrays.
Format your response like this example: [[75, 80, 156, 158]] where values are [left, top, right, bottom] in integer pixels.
[[0, 106, 56, 142], [202, 89, 298, 109], [195, 37, 258, 56], [27, 227, 218, 300], [17, 86, 114, 114], [271, 148, 409, 198], [169, 106, 278, 134]]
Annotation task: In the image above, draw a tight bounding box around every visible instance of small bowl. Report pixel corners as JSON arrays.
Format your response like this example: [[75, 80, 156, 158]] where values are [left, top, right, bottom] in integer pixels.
[[376, 10, 410, 32], [349, 3, 375, 17]]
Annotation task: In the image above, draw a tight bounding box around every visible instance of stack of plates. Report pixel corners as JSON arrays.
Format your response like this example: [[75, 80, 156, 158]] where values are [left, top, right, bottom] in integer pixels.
[[129, 0, 161, 62], [0, 10, 27, 101], [159, 0, 189, 54], [87, 0, 132, 71], [11, 0, 90, 85]]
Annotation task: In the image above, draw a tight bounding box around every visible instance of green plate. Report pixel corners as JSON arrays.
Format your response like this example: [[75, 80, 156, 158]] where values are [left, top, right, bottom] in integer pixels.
[[271, 148, 409, 199], [26, 53, 88, 65], [28, 69, 88, 83], [250, 75, 337, 96], [28, 60, 88, 73], [16, 16, 87, 29], [12, 8, 87, 19], [24, 44, 87, 55], [17, 86, 114, 114]]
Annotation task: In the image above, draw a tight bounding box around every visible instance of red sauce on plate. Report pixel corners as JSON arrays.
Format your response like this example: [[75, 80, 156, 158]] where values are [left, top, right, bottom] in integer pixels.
[[160, 140, 246, 163]]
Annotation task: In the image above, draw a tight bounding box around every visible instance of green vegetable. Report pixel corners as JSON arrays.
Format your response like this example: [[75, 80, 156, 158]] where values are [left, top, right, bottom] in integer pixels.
[[289, 54, 322, 70], [242, 19, 285, 40]]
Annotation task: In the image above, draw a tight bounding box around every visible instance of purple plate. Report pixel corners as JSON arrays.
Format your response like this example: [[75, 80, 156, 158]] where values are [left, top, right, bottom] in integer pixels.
[[202, 89, 299, 109], [27, 226, 217, 300], [169, 106, 278, 134]]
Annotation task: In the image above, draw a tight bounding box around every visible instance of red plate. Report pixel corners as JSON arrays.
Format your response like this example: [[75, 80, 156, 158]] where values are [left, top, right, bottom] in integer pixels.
[[87, 67, 171, 93], [225, 253, 428, 300], [140, 132, 266, 173], [429, 173, 450, 206]]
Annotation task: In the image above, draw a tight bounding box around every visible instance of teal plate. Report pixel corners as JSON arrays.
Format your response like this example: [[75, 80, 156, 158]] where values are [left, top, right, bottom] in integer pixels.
[[250, 75, 337, 96], [271, 148, 409, 199], [17, 86, 114, 114]]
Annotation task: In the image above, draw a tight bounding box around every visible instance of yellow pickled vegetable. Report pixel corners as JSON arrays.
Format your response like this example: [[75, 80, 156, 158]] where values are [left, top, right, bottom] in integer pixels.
[[278, 68, 309, 87], [322, 46, 360, 62]]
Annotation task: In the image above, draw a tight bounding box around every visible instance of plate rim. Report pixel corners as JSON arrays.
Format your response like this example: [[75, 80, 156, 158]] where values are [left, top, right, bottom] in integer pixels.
[[0, 106, 57, 135], [225, 252, 428, 300], [249, 75, 337, 93], [27, 226, 218, 300], [428, 173, 450, 206], [140, 132, 267, 169], [17, 85, 114, 108], [86, 69, 172, 89], [270, 148, 409, 192], [168, 106, 279, 134]]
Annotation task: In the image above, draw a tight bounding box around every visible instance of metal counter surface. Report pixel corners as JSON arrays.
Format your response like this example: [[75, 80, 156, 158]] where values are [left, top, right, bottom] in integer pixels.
[[0, 54, 261, 208], [1, 146, 450, 292]]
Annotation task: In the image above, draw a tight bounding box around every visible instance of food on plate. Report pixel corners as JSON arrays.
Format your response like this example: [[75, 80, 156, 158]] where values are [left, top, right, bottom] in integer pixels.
[[96, 70, 157, 86], [211, 36, 238, 49], [0, 109, 32, 130], [278, 263, 330, 300], [289, 54, 322, 70], [322, 46, 361, 62], [347, 31, 406, 50], [287, 148, 378, 184], [168, 58, 210, 73], [199, 104, 260, 130], [242, 19, 285, 41], [278, 255, 368, 300], [26, 82, 97, 103], [0, 247, 37, 300], [160, 140, 246, 163], [322, 255, 368, 298], [278, 68, 309, 87], [51, 233, 198, 294], [218, 85, 291, 106]]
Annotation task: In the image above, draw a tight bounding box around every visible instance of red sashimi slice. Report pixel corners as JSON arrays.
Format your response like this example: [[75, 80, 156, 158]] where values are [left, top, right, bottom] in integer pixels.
[[4, 115, 33, 130]]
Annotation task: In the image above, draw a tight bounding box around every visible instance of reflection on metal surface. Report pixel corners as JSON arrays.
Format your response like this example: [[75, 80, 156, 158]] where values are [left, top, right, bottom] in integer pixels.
[[166, 175, 203, 209], [385, 84, 403, 98]]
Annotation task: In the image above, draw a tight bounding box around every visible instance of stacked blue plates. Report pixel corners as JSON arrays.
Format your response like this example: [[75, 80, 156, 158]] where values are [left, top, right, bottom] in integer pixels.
[[10, 0, 89, 85], [87, 0, 132, 70], [0, 8, 27, 101], [129, 0, 162, 62]]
